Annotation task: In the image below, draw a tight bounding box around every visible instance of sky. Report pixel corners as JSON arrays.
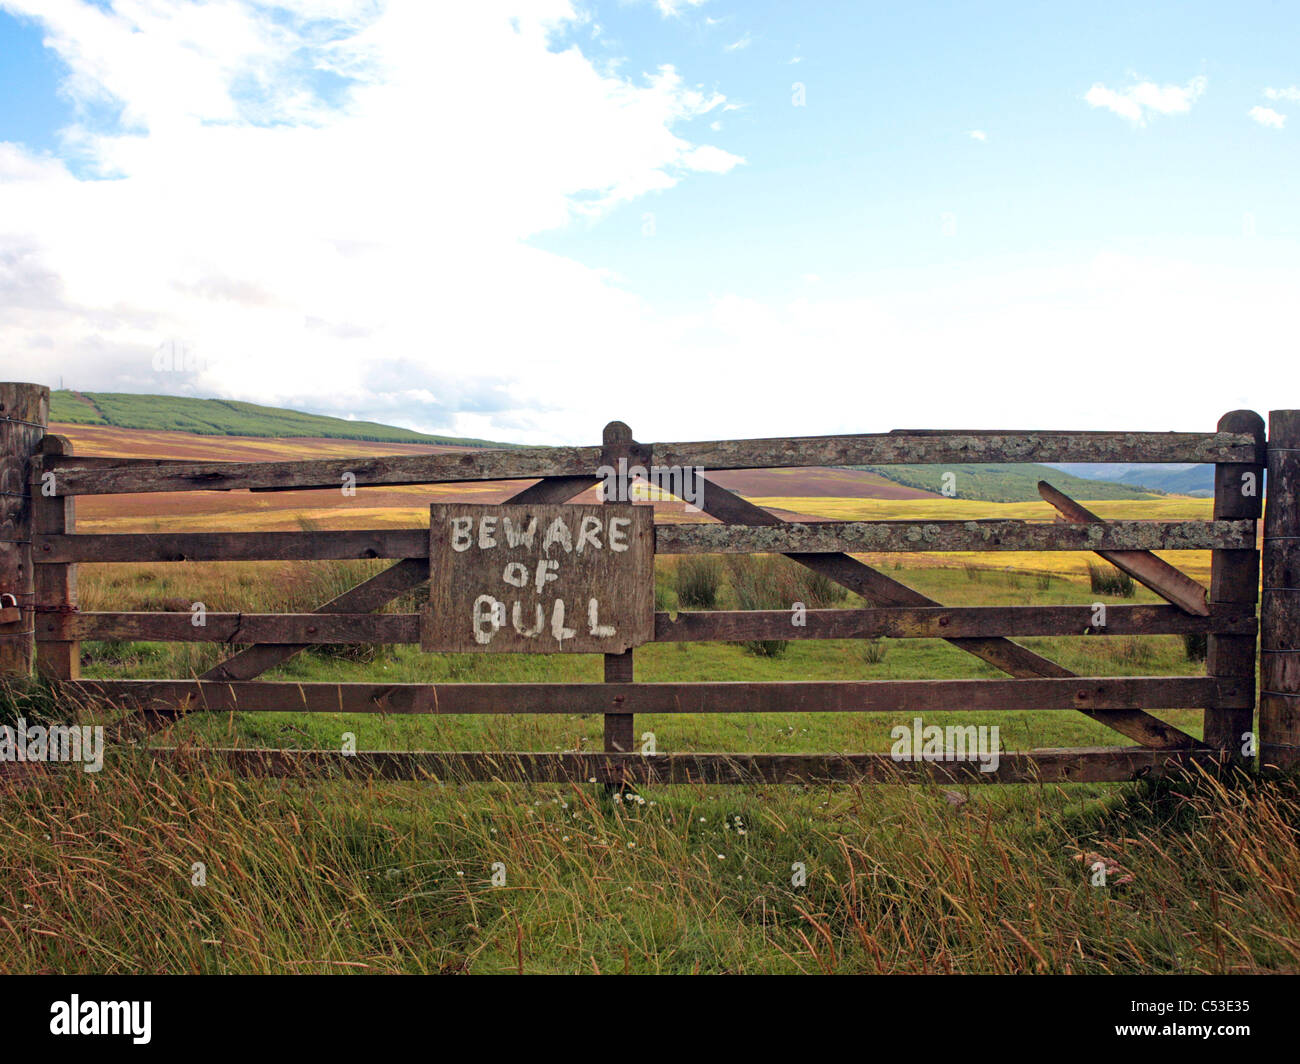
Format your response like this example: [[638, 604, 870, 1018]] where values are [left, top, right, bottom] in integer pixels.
[[0, 0, 1296, 445]]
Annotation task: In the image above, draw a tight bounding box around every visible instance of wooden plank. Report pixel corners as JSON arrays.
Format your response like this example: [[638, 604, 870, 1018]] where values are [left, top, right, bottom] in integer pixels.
[[1205, 411, 1265, 756], [74, 676, 1247, 715], [421, 500, 654, 653], [51, 445, 602, 496], [652, 430, 1258, 471], [1261, 410, 1300, 771], [35, 528, 427, 563], [32, 435, 78, 680], [655, 518, 1251, 554], [146, 746, 1225, 785], [36, 517, 1252, 563], [691, 476, 1200, 750], [48, 430, 1257, 497], [654, 603, 1255, 642], [602, 422, 637, 762], [42, 455, 221, 470], [59, 612, 421, 643], [45, 602, 1256, 643], [1037, 481, 1212, 615], [0, 382, 47, 678]]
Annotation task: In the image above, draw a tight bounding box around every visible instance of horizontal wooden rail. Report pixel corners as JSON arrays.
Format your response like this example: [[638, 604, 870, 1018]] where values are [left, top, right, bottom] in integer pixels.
[[44, 429, 1258, 496], [146, 746, 1227, 784], [656, 519, 1254, 554], [70, 676, 1248, 715], [35, 529, 428, 563], [34, 518, 1255, 563], [653, 604, 1254, 642], [45, 604, 1257, 644]]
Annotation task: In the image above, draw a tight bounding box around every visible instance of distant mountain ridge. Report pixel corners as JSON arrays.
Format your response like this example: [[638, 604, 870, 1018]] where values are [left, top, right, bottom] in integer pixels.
[[49, 390, 509, 447], [1047, 463, 1215, 498]]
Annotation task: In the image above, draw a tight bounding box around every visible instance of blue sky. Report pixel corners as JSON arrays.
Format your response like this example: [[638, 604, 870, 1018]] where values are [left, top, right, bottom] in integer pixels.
[[0, 1, 1296, 442], [536, 1, 1299, 306]]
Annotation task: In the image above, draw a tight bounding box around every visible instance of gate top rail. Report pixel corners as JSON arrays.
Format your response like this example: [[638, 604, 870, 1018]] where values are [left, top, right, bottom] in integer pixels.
[[41, 428, 1260, 497]]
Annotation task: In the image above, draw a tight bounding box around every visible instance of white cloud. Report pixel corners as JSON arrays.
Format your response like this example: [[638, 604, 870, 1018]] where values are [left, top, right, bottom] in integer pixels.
[[1085, 75, 1206, 125], [0, 0, 746, 441], [0, 6, 1292, 447], [1249, 105, 1286, 129], [656, 0, 708, 17], [724, 34, 751, 53], [1264, 86, 1300, 102], [968, 129, 987, 141]]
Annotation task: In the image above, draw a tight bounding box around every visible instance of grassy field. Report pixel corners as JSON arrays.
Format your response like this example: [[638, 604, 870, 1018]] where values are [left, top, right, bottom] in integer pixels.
[[4, 547, 1298, 974]]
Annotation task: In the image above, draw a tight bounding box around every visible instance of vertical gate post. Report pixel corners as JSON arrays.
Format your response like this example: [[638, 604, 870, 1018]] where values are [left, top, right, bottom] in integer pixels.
[[1205, 410, 1265, 759], [0, 383, 49, 680], [34, 434, 79, 680], [1261, 410, 1300, 772], [600, 421, 641, 787]]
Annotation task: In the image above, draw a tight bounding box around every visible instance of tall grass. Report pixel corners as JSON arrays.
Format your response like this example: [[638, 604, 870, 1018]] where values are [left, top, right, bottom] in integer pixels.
[[1087, 562, 1135, 598], [674, 555, 724, 610], [1, 751, 1296, 974]]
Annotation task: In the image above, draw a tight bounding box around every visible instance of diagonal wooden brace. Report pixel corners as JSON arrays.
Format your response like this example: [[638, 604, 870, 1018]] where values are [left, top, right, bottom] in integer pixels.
[[1037, 481, 1210, 615]]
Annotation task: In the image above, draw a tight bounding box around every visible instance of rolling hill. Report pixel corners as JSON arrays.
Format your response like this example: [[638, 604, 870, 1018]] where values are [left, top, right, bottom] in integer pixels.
[[851, 463, 1159, 503], [49, 390, 506, 447]]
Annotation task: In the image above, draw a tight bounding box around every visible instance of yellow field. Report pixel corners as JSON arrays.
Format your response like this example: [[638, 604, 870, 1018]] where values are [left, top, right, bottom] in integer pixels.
[[748, 494, 1220, 584]]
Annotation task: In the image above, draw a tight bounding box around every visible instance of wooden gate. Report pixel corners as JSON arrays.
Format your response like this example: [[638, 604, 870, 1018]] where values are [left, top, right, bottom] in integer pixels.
[[4, 381, 1299, 785]]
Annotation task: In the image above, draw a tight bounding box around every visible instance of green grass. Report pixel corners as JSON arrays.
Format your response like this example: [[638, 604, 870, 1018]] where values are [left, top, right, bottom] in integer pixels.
[[49, 390, 509, 447], [4, 560, 1297, 974]]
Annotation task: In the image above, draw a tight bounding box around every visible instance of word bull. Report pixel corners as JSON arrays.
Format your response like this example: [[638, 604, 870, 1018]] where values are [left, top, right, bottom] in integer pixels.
[[471, 594, 614, 645]]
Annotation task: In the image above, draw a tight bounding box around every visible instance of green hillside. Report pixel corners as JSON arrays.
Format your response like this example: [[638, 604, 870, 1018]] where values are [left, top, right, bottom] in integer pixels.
[[855, 463, 1159, 503], [49, 391, 507, 447]]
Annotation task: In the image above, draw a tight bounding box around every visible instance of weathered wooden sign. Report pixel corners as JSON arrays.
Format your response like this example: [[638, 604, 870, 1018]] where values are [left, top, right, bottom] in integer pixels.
[[421, 503, 655, 653]]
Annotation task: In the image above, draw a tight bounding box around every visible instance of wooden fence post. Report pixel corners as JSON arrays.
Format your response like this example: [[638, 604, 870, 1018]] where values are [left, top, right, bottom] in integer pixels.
[[34, 434, 79, 680], [0, 382, 49, 681], [1205, 410, 1265, 760], [600, 421, 645, 786], [1261, 410, 1300, 772]]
